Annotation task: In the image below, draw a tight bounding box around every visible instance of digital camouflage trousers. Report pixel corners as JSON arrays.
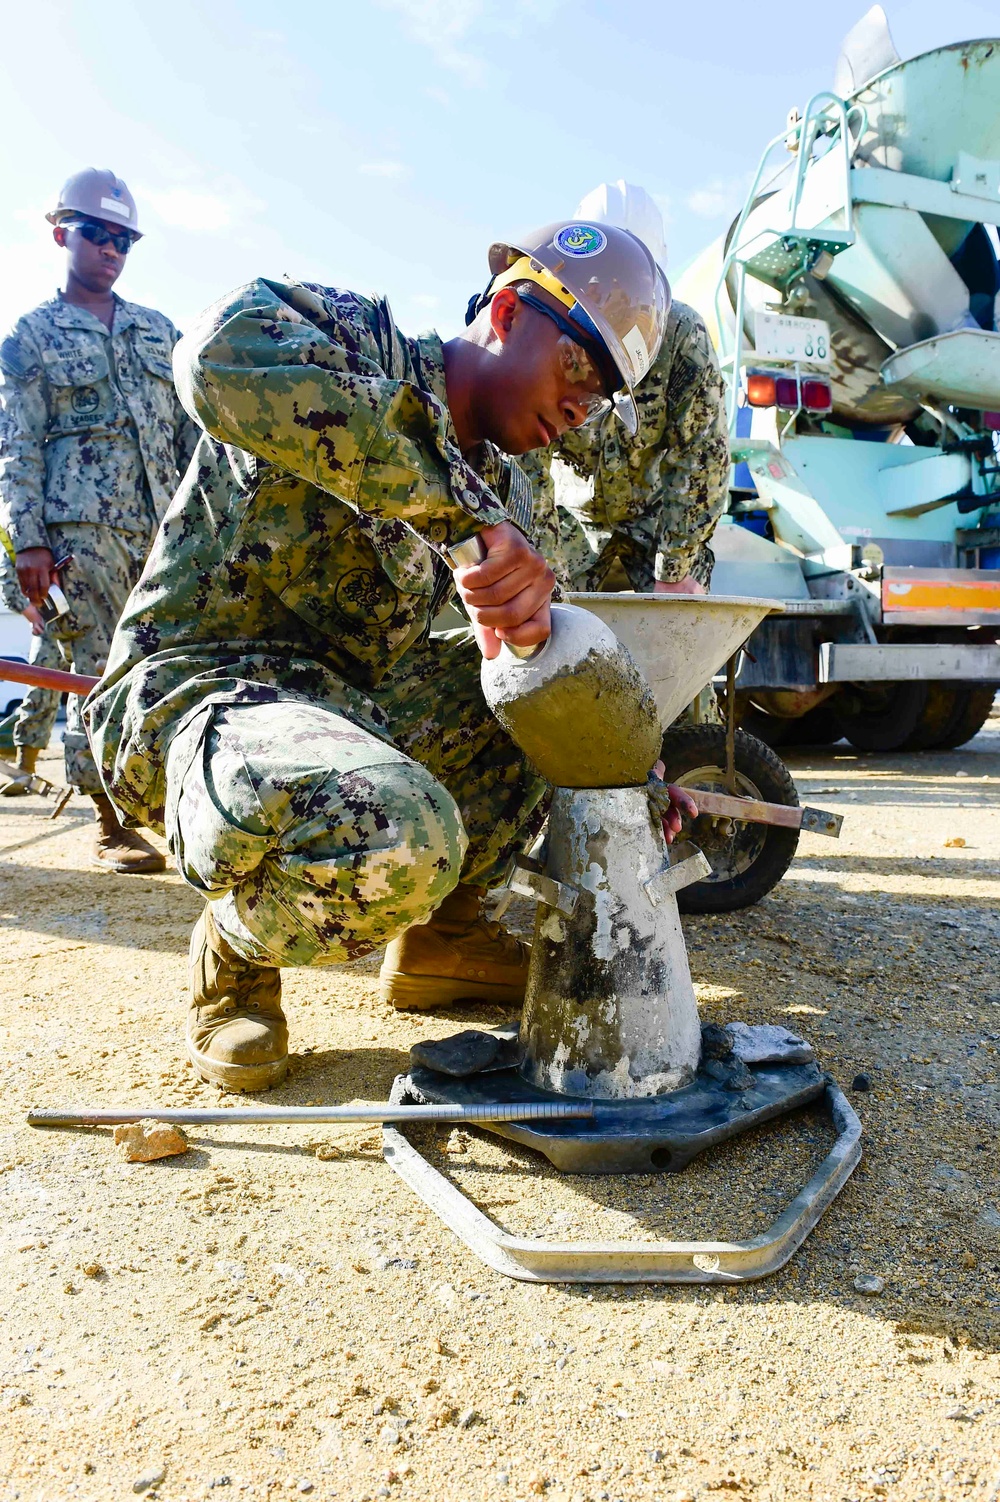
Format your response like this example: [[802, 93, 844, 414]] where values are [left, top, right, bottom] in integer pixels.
[[48, 521, 155, 794], [164, 628, 550, 968]]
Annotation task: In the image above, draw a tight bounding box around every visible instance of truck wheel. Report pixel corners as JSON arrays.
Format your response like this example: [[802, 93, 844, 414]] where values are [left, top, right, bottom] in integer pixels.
[[899, 685, 965, 751], [737, 704, 793, 747], [834, 682, 930, 752], [738, 701, 841, 748], [778, 703, 843, 747], [659, 724, 800, 914], [931, 686, 998, 749]]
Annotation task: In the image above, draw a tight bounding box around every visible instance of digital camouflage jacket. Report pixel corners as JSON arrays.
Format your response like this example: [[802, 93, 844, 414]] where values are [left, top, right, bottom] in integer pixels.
[[525, 299, 729, 589], [0, 292, 197, 552], [0, 546, 27, 614], [85, 278, 525, 831]]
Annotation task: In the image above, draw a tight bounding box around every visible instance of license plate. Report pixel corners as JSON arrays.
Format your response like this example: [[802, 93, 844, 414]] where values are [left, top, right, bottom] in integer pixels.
[[754, 312, 832, 367]]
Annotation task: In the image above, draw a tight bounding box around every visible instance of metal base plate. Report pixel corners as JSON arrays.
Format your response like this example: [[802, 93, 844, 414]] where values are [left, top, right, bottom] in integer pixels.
[[395, 1058, 828, 1175], [382, 1082, 861, 1284]]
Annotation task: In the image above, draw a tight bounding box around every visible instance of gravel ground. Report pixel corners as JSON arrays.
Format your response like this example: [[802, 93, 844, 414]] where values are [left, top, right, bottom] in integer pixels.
[[1, 712, 998, 1502]]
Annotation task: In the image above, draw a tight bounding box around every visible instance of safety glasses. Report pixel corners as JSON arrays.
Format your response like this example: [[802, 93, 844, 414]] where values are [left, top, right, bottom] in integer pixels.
[[517, 290, 614, 426], [66, 217, 137, 256]]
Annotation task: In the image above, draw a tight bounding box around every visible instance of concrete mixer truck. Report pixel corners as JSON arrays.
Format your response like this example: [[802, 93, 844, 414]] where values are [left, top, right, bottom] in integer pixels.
[[677, 6, 1000, 752]]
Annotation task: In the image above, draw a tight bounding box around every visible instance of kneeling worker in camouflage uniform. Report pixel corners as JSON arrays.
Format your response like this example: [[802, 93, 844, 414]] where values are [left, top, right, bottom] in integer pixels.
[[0, 170, 197, 870], [85, 221, 669, 1092]]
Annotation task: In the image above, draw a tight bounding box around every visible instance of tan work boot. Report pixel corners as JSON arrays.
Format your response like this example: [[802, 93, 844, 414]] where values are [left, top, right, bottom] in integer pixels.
[[188, 906, 288, 1092], [0, 745, 39, 797], [91, 793, 167, 874], [379, 883, 530, 1011]]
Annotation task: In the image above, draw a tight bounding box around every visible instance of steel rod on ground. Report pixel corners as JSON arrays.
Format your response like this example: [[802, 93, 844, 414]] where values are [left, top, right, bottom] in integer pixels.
[[28, 1102, 594, 1128]]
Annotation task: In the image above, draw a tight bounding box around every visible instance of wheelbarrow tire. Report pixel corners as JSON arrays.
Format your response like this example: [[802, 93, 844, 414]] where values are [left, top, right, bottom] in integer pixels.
[[659, 724, 800, 914]]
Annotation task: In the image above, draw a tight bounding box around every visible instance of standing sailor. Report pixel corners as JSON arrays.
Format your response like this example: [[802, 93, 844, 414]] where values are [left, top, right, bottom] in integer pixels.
[[0, 169, 197, 869]]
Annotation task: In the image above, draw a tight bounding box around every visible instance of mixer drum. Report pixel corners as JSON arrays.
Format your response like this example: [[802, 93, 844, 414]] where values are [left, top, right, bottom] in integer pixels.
[[701, 36, 1000, 428]]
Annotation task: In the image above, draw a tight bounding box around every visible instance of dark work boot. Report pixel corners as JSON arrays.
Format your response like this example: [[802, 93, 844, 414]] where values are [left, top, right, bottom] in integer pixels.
[[91, 793, 167, 874], [378, 883, 530, 1011], [187, 906, 288, 1092]]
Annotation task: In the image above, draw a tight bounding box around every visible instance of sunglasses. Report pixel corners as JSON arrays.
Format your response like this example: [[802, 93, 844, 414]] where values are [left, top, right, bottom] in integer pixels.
[[516, 290, 616, 426], [65, 217, 137, 256]]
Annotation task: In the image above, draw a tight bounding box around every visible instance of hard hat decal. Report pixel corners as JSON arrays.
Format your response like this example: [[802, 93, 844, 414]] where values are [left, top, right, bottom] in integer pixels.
[[100, 196, 131, 219], [553, 224, 607, 259], [621, 323, 650, 383]]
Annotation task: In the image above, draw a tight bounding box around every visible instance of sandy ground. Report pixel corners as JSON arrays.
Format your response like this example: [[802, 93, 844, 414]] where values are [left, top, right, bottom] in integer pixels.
[[1, 714, 998, 1502]]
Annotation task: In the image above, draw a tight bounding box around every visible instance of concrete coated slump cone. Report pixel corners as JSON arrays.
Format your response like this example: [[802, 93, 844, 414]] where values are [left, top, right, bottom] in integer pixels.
[[479, 603, 663, 788], [385, 591, 861, 1284], [568, 591, 777, 730]]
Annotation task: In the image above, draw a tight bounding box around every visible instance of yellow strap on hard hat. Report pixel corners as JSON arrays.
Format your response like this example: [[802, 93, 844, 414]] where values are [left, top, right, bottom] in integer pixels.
[[488, 255, 579, 314]]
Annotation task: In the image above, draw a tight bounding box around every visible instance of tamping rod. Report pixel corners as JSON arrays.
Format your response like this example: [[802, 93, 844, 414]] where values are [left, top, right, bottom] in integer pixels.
[[28, 1102, 594, 1128]]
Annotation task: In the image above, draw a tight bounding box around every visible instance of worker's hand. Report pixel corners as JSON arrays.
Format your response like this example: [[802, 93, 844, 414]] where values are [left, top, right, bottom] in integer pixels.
[[652, 759, 699, 844], [16, 548, 58, 608], [654, 576, 706, 596], [22, 603, 46, 636], [453, 521, 555, 661]]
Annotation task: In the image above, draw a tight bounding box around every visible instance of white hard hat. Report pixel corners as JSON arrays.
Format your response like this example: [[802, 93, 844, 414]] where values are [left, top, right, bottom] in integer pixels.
[[575, 180, 667, 271], [47, 168, 142, 238]]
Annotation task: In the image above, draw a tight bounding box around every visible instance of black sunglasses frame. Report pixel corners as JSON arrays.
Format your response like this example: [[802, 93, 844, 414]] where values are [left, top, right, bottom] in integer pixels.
[[65, 217, 137, 256]]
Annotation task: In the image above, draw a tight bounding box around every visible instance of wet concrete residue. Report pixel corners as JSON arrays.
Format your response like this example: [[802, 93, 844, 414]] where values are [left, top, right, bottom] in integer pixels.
[[482, 608, 661, 787]]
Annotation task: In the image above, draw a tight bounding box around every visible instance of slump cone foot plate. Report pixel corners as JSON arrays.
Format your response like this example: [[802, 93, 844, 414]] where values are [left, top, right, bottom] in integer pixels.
[[381, 1029, 861, 1284]]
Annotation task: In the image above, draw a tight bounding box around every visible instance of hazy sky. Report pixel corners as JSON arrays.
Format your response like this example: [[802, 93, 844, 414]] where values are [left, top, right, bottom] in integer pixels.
[[1, 0, 997, 340]]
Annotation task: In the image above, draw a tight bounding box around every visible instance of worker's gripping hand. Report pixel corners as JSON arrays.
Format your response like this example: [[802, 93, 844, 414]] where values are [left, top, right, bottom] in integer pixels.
[[651, 760, 699, 845], [22, 603, 46, 636], [654, 576, 706, 596], [453, 521, 555, 661], [16, 548, 58, 609]]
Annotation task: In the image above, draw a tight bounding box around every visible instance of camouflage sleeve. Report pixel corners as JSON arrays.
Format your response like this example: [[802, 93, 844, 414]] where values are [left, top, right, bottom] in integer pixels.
[[652, 328, 729, 585], [165, 320, 201, 480], [0, 329, 52, 554], [518, 448, 570, 588], [174, 280, 508, 549], [174, 406, 200, 481], [0, 544, 28, 613]]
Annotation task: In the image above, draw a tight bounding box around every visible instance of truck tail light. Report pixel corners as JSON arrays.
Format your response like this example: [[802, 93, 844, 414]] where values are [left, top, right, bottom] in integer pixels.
[[746, 373, 776, 406], [745, 373, 831, 410], [802, 379, 833, 412]]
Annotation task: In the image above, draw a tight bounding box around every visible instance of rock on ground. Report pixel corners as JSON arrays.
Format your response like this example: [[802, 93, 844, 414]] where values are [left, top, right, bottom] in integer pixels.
[[113, 1120, 189, 1162]]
